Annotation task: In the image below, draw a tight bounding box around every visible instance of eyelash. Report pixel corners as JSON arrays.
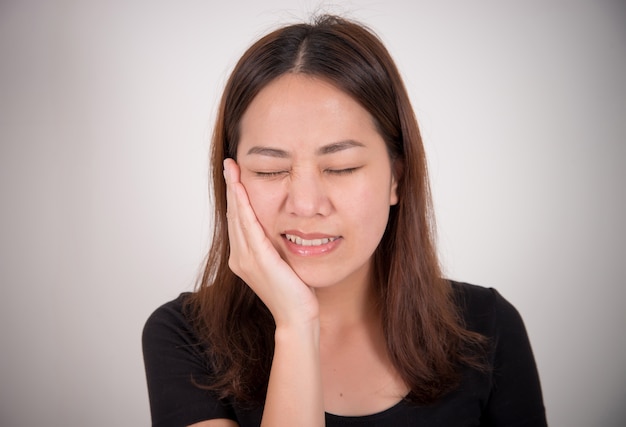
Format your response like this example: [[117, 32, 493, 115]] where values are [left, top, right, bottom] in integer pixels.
[[255, 171, 288, 178], [326, 167, 359, 175]]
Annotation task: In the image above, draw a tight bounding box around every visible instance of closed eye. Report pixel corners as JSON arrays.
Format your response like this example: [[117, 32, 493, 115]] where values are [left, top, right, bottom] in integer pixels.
[[325, 167, 361, 176], [254, 170, 289, 178]]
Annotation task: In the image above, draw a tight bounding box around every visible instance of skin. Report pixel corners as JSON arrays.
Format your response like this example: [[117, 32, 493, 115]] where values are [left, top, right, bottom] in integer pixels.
[[197, 74, 406, 426]]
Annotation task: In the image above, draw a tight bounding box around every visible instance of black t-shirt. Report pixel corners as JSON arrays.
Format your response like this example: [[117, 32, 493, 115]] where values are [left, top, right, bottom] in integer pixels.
[[142, 282, 547, 426]]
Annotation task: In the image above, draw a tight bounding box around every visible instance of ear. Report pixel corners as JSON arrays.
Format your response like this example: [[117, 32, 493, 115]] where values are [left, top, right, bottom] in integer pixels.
[[389, 159, 401, 206]]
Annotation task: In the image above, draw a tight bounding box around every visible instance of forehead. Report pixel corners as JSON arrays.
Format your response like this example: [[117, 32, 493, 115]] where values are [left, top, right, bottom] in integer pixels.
[[237, 74, 381, 155]]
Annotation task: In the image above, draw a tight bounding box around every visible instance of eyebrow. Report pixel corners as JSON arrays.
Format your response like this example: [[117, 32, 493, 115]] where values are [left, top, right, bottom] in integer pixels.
[[246, 140, 366, 157]]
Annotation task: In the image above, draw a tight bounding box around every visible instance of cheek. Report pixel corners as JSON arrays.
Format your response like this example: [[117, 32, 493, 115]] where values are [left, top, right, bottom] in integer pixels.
[[341, 179, 393, 229], [352, 169, 395, 207]]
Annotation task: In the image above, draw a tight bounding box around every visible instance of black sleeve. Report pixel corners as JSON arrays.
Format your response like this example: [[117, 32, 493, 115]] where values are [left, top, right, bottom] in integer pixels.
[[142, 294, 237, 427], [482, 289, 547, 427]]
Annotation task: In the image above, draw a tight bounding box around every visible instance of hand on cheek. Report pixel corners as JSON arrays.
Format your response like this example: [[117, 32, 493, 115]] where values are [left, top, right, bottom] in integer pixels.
[[223, 158, 320, 327]]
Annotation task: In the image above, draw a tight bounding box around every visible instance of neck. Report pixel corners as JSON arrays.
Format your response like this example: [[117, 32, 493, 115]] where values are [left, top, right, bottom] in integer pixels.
[[315, 263, 380, 334]]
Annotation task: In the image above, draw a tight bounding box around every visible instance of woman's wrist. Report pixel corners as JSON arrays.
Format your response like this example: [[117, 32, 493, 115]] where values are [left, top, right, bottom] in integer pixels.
[[274, 316, 321, 344]]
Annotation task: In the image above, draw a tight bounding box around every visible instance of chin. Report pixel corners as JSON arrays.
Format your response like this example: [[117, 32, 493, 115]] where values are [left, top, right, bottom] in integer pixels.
[[291, 261, 369, 290], [288, 264, 337, 289], [295, 272, 336, 289]]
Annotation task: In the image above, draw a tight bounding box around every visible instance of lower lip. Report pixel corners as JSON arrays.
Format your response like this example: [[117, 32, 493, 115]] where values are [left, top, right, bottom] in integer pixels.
[[282, 235, 342, 256]]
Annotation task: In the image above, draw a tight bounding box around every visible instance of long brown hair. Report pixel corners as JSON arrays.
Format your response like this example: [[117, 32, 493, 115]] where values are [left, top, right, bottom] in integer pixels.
[[187, 14, 485, 406]]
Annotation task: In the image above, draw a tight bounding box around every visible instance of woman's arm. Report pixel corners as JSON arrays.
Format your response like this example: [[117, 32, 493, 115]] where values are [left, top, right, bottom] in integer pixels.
[[188, 420, 238, 427], [224, 159, 325, 426], [263, 320, 323, 425]]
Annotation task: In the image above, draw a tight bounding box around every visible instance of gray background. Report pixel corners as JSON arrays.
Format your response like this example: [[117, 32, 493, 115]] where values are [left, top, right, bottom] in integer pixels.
[[1, 0, 624, 426]]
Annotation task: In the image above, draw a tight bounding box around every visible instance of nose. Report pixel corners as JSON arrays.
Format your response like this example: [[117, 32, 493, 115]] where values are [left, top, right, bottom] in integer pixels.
[[285, 169, 332, 217]]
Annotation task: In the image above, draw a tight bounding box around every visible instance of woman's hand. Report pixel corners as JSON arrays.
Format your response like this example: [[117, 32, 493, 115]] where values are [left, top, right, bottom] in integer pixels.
[[225, 158, 325, 426], [223, 158, 319, 328]]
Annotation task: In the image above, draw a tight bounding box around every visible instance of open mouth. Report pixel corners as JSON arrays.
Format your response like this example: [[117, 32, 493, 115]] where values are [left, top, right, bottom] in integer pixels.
[[283, 233, 339, 247]]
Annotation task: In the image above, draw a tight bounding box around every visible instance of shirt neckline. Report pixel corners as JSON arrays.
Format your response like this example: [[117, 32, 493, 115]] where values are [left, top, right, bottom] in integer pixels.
[[324, 398, 407, 421]]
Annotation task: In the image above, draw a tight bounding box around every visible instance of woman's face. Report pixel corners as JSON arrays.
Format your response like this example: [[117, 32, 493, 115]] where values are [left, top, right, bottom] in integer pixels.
[[236, 74, 398, 289]]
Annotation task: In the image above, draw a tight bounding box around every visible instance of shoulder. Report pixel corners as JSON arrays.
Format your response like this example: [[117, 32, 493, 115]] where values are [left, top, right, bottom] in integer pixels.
[[142, 292, 197, 347], [142, 292, 209, 381], [449, 280, 508, 312], [449, 281, 547, 425], [142, 293, 241, 426], [449, 280, 525, 339], [144, 292, 192, 327]]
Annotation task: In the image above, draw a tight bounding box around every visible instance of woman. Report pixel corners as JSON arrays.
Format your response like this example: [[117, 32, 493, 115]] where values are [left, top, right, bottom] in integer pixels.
[[143, 15, 546, 427]]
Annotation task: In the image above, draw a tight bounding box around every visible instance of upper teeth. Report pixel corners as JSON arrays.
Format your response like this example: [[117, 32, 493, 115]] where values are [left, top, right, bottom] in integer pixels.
[[285, 234, 337, 246]]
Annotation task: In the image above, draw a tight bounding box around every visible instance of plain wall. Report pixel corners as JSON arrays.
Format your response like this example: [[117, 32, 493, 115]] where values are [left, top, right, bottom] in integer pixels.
[[1, 0, 624, 426]]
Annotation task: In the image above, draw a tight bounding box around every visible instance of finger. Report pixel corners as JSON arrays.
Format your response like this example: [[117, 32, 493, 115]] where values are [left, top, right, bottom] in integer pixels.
[[223, 159, 277, 260], [223, 158, 240, 216], [223, 159, 247, 255]]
